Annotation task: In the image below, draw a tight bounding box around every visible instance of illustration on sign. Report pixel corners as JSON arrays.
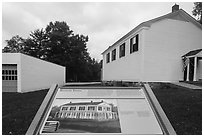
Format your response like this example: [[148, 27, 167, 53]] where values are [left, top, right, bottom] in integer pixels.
[[41, 99, 121, 133]]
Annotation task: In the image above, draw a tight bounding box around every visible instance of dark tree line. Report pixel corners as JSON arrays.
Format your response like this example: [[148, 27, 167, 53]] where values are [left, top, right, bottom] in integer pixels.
[[193, 2, 202, 24], [3, 21, 101, 82]]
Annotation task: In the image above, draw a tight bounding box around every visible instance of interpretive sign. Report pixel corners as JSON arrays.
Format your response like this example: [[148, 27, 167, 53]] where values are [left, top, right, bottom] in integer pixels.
[[26, 84, 176, 135]]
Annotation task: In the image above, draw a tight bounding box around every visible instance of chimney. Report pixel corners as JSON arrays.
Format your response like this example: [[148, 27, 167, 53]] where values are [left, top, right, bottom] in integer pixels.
[[172, 4, 179, 12]]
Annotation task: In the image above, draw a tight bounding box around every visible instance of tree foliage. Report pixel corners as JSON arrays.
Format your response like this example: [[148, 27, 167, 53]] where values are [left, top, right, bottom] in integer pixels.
[[2, 35, 25, 53], [192, 2, 202, 24], [3, 21, 101, 82]]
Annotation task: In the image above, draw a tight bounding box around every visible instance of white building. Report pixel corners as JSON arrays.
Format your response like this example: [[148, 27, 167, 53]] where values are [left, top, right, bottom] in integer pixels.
[[2, 53, 65, 93], [56, 100, 118, 121], [102, 5, 202, 82]]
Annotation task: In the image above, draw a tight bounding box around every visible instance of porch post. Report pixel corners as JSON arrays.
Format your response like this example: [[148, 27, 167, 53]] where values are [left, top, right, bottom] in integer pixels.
[[186, 58, 190, 81], [193, 57, 197, 81]]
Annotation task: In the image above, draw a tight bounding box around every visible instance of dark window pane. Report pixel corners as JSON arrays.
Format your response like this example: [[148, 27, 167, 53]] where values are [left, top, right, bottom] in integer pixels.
[[15, 70, 17, 75], [120, 43, 125, 58], [106, 53, 110, 63], [112, 49, 116, 61], [130, 37, 133, 53], [130, 34, 139, 53]]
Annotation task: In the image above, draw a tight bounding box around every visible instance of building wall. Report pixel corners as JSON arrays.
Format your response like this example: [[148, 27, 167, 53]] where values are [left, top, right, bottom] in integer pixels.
[[142, 19, 202, 82], [102, 29, 144, 81], [20, 54, 65, 92]]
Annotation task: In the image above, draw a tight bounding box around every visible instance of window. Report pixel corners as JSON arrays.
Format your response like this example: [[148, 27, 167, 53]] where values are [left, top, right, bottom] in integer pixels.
[[119, 43, 125, 58], [70, 107, 76, 110], [2, 65, 17, 81], [88, 106, 95, 111], [107, 107, 110, 111], [112, 49, 116, 61], [62, 107, 68, 111], [106, 53, 110, 63], [79, 106, 85, 111], [130, 34, 139, 53], [98, 106, 102, 111], [2, 69, 17, 81]]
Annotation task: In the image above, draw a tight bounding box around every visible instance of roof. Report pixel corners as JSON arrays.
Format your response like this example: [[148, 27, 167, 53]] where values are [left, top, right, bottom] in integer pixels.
[[61, 101, 106, 106], [2, 53, 65, 67], [182, 49, 202, 57], [102, 9, 202, 55]]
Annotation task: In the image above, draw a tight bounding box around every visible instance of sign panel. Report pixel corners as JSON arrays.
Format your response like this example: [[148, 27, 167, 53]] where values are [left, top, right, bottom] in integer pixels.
[[39, 87, 163, 134]]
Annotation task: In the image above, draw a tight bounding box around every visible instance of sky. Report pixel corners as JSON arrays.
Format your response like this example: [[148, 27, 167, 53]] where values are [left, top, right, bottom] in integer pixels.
[[2, 1, 195, 60]]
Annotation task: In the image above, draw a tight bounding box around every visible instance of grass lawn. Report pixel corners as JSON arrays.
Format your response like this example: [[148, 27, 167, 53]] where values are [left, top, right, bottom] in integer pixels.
[[149, 82, 202, 135], [2, 89, 48, 135], [46, 118, 121, 133], [2, 83, 202, 135]]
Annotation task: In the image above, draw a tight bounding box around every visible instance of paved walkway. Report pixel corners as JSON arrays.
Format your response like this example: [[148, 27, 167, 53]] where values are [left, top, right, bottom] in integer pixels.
[[171, 82, 202, 90]]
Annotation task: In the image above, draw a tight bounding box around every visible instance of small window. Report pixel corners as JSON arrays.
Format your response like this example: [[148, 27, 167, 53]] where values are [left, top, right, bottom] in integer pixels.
[[15, 70, 17, 75], [2, 76, 5, 80], [106, 53, 110, 63], [9, 76, 12, 80], [88, 106, 95, 111], [98, 106, 102, 111], [130, 34, 139, 53], [79, 106, 85, 111], [119, 43, 125, 58], [12, 76, 15, 80], [62, 107, 68, 110], [70, 107, 76, 110], [107, 107, 110, 111], [12, 70, 15, 75], [15, 76, 17, 80], [112, 49, 116, 61]]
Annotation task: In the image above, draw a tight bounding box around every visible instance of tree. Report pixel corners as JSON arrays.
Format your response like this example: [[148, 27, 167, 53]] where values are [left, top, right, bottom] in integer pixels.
[[2, 35, 25, 53], [3, 21, 101, 82], [192, 2, 202, 24], [24, 29, 48, 59]]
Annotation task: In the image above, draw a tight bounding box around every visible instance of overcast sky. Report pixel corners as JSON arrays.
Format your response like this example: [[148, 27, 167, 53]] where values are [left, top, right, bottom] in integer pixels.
[[2, 2, 195, 60]]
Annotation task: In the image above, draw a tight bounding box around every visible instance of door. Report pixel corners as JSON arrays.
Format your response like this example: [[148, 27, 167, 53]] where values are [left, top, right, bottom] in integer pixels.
[[2, 64, 17, 92]]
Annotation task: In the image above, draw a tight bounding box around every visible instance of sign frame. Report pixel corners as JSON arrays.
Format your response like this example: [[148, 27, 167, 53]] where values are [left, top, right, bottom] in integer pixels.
[[26, 83, 176, 135]]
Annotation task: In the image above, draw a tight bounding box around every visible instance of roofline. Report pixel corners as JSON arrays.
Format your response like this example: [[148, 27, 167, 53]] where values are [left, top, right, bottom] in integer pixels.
[[2, 52, 66, 67], [101, 9, 202, 55], [182, 48, 202, 57]]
